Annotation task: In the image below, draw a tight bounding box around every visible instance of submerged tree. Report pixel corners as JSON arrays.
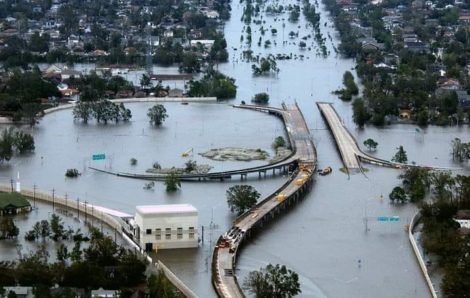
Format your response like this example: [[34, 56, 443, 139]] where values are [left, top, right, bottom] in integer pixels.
[[165, 171, 181, 192], [147, 104, 168, 126], [73, 100, 132, 124], [389, 186, 407, 204], [243, 264, 301, 298], [0, 217, 19, 239], [0, 128, 35, 163], [352, 98, 369, 128], [226, 185, 260, 215], [392, 146, 408, 164], [363, 138, 378, 151]]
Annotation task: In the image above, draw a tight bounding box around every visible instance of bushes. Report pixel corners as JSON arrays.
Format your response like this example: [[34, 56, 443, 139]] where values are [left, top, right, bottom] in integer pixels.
[[252, 92, 269, 104], [65, 168, 80, 178], [273, 136, 286, 149]]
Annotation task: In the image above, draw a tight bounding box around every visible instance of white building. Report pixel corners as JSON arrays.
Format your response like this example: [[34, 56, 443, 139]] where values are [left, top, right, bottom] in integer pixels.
[[135, 204, 198, 251]]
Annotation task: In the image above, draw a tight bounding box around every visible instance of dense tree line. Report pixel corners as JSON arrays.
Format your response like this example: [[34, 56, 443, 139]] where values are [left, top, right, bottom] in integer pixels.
[[0, 68, 60, 124], [0, 128, 35, 163], [186, 69, 237, 99], [73, 100, 132, 124], [389, 165, 470, 296]]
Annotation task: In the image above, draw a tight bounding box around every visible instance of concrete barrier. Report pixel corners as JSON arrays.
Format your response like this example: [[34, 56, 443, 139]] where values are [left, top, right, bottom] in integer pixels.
[[156, 260, 198, 298], [408, 212, 438, 298]]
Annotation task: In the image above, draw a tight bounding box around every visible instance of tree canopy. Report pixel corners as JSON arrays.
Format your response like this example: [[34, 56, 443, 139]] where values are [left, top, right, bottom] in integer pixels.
[[243, 264, 301, 298], [391, 146, 408, 164], [186, 70, 237, 100], [226, 185, 260, 215], [363, 138, 378, 151], [147, 104, 168, 126]]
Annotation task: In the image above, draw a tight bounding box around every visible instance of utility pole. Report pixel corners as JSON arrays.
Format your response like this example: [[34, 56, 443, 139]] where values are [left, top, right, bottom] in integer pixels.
[[52, 188, 55, 211], [33, 184, 37, 208], [77, 198, 80, 220], [84, 200, 87, 223], [10, 179, 13, 192], [65, 193, 68, 214]]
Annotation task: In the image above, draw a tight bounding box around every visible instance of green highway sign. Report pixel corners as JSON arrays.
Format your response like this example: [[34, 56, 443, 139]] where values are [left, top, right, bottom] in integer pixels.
[[92, 154, 106, 160], [377, 216, 400, 222]]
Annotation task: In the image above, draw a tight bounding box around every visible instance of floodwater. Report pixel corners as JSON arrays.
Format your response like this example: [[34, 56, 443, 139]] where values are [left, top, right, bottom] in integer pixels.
[[1, 0, 469, 297]]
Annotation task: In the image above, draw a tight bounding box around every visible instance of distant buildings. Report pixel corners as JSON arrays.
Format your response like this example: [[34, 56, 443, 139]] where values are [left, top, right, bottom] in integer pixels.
[[134, 204, 198, 251]]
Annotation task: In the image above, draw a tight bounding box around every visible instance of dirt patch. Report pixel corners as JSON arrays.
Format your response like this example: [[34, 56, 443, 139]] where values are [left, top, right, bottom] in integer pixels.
[[200, 147, 269, 161]]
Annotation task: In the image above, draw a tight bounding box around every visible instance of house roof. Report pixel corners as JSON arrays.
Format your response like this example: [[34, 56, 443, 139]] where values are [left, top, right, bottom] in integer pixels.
[[0, 192, 31, 209]]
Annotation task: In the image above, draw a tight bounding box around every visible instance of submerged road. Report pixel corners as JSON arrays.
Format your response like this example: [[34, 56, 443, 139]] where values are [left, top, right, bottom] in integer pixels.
[[212, 104, 316, 298]]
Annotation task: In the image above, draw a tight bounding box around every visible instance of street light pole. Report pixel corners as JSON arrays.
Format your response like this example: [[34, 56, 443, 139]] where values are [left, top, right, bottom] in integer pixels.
[[33, 184, 36, 208], [52, 188, 55, 212]]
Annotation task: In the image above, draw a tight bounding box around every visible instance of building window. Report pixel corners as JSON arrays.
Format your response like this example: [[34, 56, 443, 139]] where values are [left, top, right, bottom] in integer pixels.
[[177, 227, 183, 239], [189, 227, 195, 239], [156, 228, 161, 240], [146, 229, 152, 235], [165, 228, 171, 240]]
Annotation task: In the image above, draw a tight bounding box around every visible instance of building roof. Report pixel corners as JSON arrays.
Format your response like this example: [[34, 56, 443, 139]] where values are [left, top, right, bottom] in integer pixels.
[[136, 204, 197, 215], [0, 192, 31, 209]]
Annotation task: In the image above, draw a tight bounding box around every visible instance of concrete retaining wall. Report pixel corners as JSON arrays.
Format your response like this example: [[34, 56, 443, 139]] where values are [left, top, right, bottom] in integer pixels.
[[408, 212, 438, 298], [156, 260, 198, 298]]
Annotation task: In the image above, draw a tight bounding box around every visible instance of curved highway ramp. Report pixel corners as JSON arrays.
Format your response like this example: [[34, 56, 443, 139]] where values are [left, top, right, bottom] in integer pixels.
[[212, 103, 317, 298], [317, 102, 407, 172]]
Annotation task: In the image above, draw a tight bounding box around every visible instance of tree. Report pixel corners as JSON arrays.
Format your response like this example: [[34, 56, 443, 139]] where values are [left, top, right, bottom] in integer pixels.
[[252, 92, 270, 104], [352, 98, 369, 128], [56, 243, 68, 262], [140, 74, 151, 89], [14, 130, 35, 153], [451, 138, 469, 162], [186, 70, 237, 99], [165, 172, 181, 192], [147, 104, 168, 126], [392, 146, 408, 164], [226, 185, 260, 215], [273, 136, 286, 149], [50, 214, 65, 241], [243, 264, 301, 298], [363, 138, 378, 151], [430, 171, 455, 201], [73, 102, 92, 123], [184, 160, 197, 173], [0, 217, 19, 239], [389, 186, 407, 203], [0, 128, 14, 163], [65, 169, 80, 178]]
